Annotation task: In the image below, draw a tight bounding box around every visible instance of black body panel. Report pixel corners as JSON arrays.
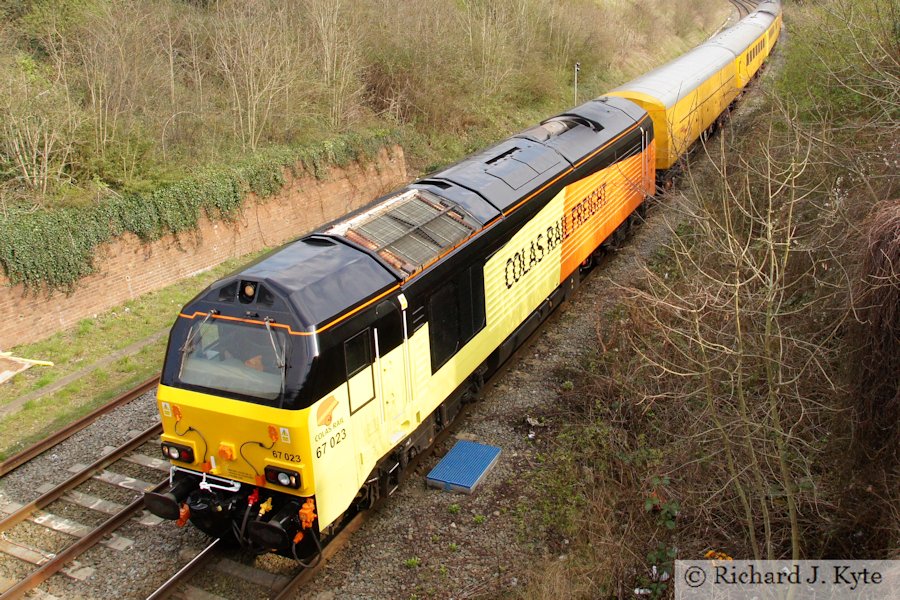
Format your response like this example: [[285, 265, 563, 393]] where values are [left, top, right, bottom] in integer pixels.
[[430, 137, 568, 213], [239, 236, 399, 329]]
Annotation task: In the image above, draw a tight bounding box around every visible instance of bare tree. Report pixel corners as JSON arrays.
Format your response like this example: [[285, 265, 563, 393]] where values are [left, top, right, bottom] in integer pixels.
[[609, 118, 847, 560], [303, 0, 365, 129], [0, 50, 81, 196], [68, 1, 168, 159], [458, 0, 517, 99], [211, 0, 299, 151]]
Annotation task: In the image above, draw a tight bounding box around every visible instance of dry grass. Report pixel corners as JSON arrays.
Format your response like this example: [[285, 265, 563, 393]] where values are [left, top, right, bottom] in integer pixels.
[[851, 199, 900, 456]]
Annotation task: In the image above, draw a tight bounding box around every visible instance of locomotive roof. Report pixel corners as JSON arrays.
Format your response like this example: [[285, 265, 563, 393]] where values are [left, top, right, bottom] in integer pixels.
[[325, 188, 482, 278], [198, 236, 399, 330], [199, 95, 647, 330], [320, 95, 645, 279], [426, 96, 644, 214]]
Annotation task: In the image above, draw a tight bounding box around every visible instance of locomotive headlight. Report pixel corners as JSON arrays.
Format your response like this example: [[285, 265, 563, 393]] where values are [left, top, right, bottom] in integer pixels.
[[264, 466, 301, 489]]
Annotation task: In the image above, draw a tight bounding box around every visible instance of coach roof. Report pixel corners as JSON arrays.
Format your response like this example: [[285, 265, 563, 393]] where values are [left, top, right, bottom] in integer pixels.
[[609, 43, 736, 109], [704, 12, 773, 56]]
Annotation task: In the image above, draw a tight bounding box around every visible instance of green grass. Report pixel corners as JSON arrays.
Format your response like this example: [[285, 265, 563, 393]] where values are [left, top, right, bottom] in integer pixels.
[[0, 248, 270, 459]]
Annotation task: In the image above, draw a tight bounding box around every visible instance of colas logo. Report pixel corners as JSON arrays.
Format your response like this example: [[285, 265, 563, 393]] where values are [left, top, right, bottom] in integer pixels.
[[316, 396, 339, 427]]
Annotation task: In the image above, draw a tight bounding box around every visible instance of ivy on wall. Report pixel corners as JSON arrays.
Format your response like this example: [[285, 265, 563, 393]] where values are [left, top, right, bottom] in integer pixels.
[[0, 130, 401, 291]]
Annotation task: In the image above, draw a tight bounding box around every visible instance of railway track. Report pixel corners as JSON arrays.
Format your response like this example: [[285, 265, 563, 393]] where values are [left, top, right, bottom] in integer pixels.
[[0, 376, 159, 478], [143, 511, 369, 600], [0, 423, 166, 599], [730, 0, 757, 17]]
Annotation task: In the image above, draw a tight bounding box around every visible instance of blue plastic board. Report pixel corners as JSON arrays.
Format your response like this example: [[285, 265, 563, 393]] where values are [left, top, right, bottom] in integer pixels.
[[425, 440, 501, 494]]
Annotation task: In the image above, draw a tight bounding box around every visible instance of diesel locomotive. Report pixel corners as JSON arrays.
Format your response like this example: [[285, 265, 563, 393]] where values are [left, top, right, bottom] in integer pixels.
[[144, 1, 782, 561]]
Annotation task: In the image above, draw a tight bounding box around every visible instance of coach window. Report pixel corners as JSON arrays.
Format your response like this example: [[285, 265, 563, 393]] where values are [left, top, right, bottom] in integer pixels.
[[345, 329, 375, 412]]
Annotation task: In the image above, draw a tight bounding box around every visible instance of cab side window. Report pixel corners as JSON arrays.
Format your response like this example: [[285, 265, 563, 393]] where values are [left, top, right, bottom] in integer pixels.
[[345, 328, 375, 413], [345, 329, 372, 377]]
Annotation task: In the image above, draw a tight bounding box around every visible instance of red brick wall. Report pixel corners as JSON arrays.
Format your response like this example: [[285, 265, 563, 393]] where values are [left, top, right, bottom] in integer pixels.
[[0, 147, 407, 348]]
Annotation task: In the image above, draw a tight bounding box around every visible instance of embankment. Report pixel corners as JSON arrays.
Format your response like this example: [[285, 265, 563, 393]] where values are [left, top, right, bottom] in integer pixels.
[[0, 147, 406, 348]]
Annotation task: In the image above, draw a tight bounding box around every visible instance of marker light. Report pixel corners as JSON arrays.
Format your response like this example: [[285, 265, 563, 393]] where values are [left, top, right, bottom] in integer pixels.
[[265, 466, 301, 489], [161, 442, 195, 464]]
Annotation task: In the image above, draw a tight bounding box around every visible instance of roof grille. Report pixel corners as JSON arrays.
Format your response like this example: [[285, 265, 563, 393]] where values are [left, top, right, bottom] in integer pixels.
[[328, 190, 478, 276]]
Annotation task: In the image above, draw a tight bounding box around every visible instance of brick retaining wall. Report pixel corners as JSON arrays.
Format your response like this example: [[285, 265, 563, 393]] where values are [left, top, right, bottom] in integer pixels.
[[0, 146, 407, 348]]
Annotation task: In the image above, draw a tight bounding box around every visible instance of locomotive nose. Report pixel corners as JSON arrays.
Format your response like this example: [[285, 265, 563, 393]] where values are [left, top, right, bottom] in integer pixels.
[[144, 476, 197, 520]]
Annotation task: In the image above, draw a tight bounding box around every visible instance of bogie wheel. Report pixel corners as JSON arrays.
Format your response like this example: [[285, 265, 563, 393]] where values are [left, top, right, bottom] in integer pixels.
[[579, 255, 594, 273]]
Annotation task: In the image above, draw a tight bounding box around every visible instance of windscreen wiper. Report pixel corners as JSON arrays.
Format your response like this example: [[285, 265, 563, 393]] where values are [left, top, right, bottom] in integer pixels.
[[179, 310, 216, 353], [265, 319, 288, 409]]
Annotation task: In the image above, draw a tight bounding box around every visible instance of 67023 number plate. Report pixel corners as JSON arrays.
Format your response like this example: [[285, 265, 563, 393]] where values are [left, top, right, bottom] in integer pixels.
[[271, 450, 302, 463]]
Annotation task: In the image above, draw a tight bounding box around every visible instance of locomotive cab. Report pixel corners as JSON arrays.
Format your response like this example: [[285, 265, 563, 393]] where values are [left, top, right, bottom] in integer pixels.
[[164, 282, 312, 411], [146, 234, 403, 558]]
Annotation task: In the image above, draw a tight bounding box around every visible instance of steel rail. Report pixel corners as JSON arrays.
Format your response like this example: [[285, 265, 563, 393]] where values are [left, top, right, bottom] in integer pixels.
[[729, 0, 750, 18], [270, 512, 368, 600], [0, 375, 159, 477], [145, 538, 222, 600], [0, 477, 168, 600], [0, 422, 162, 533], [738, 0, 758, 17]]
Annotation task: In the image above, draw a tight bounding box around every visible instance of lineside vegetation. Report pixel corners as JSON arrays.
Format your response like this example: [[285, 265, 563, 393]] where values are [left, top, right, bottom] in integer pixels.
[[521, 1, 898, 597], [0, 0, 724, 290]]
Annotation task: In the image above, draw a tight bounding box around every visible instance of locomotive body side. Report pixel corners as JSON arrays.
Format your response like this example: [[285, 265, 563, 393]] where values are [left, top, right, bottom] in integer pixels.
[[146, 98, 657, 557]]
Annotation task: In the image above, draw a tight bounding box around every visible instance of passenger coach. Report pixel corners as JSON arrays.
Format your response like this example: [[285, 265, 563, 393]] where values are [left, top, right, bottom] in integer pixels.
[[608, 0, 782, 169]]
